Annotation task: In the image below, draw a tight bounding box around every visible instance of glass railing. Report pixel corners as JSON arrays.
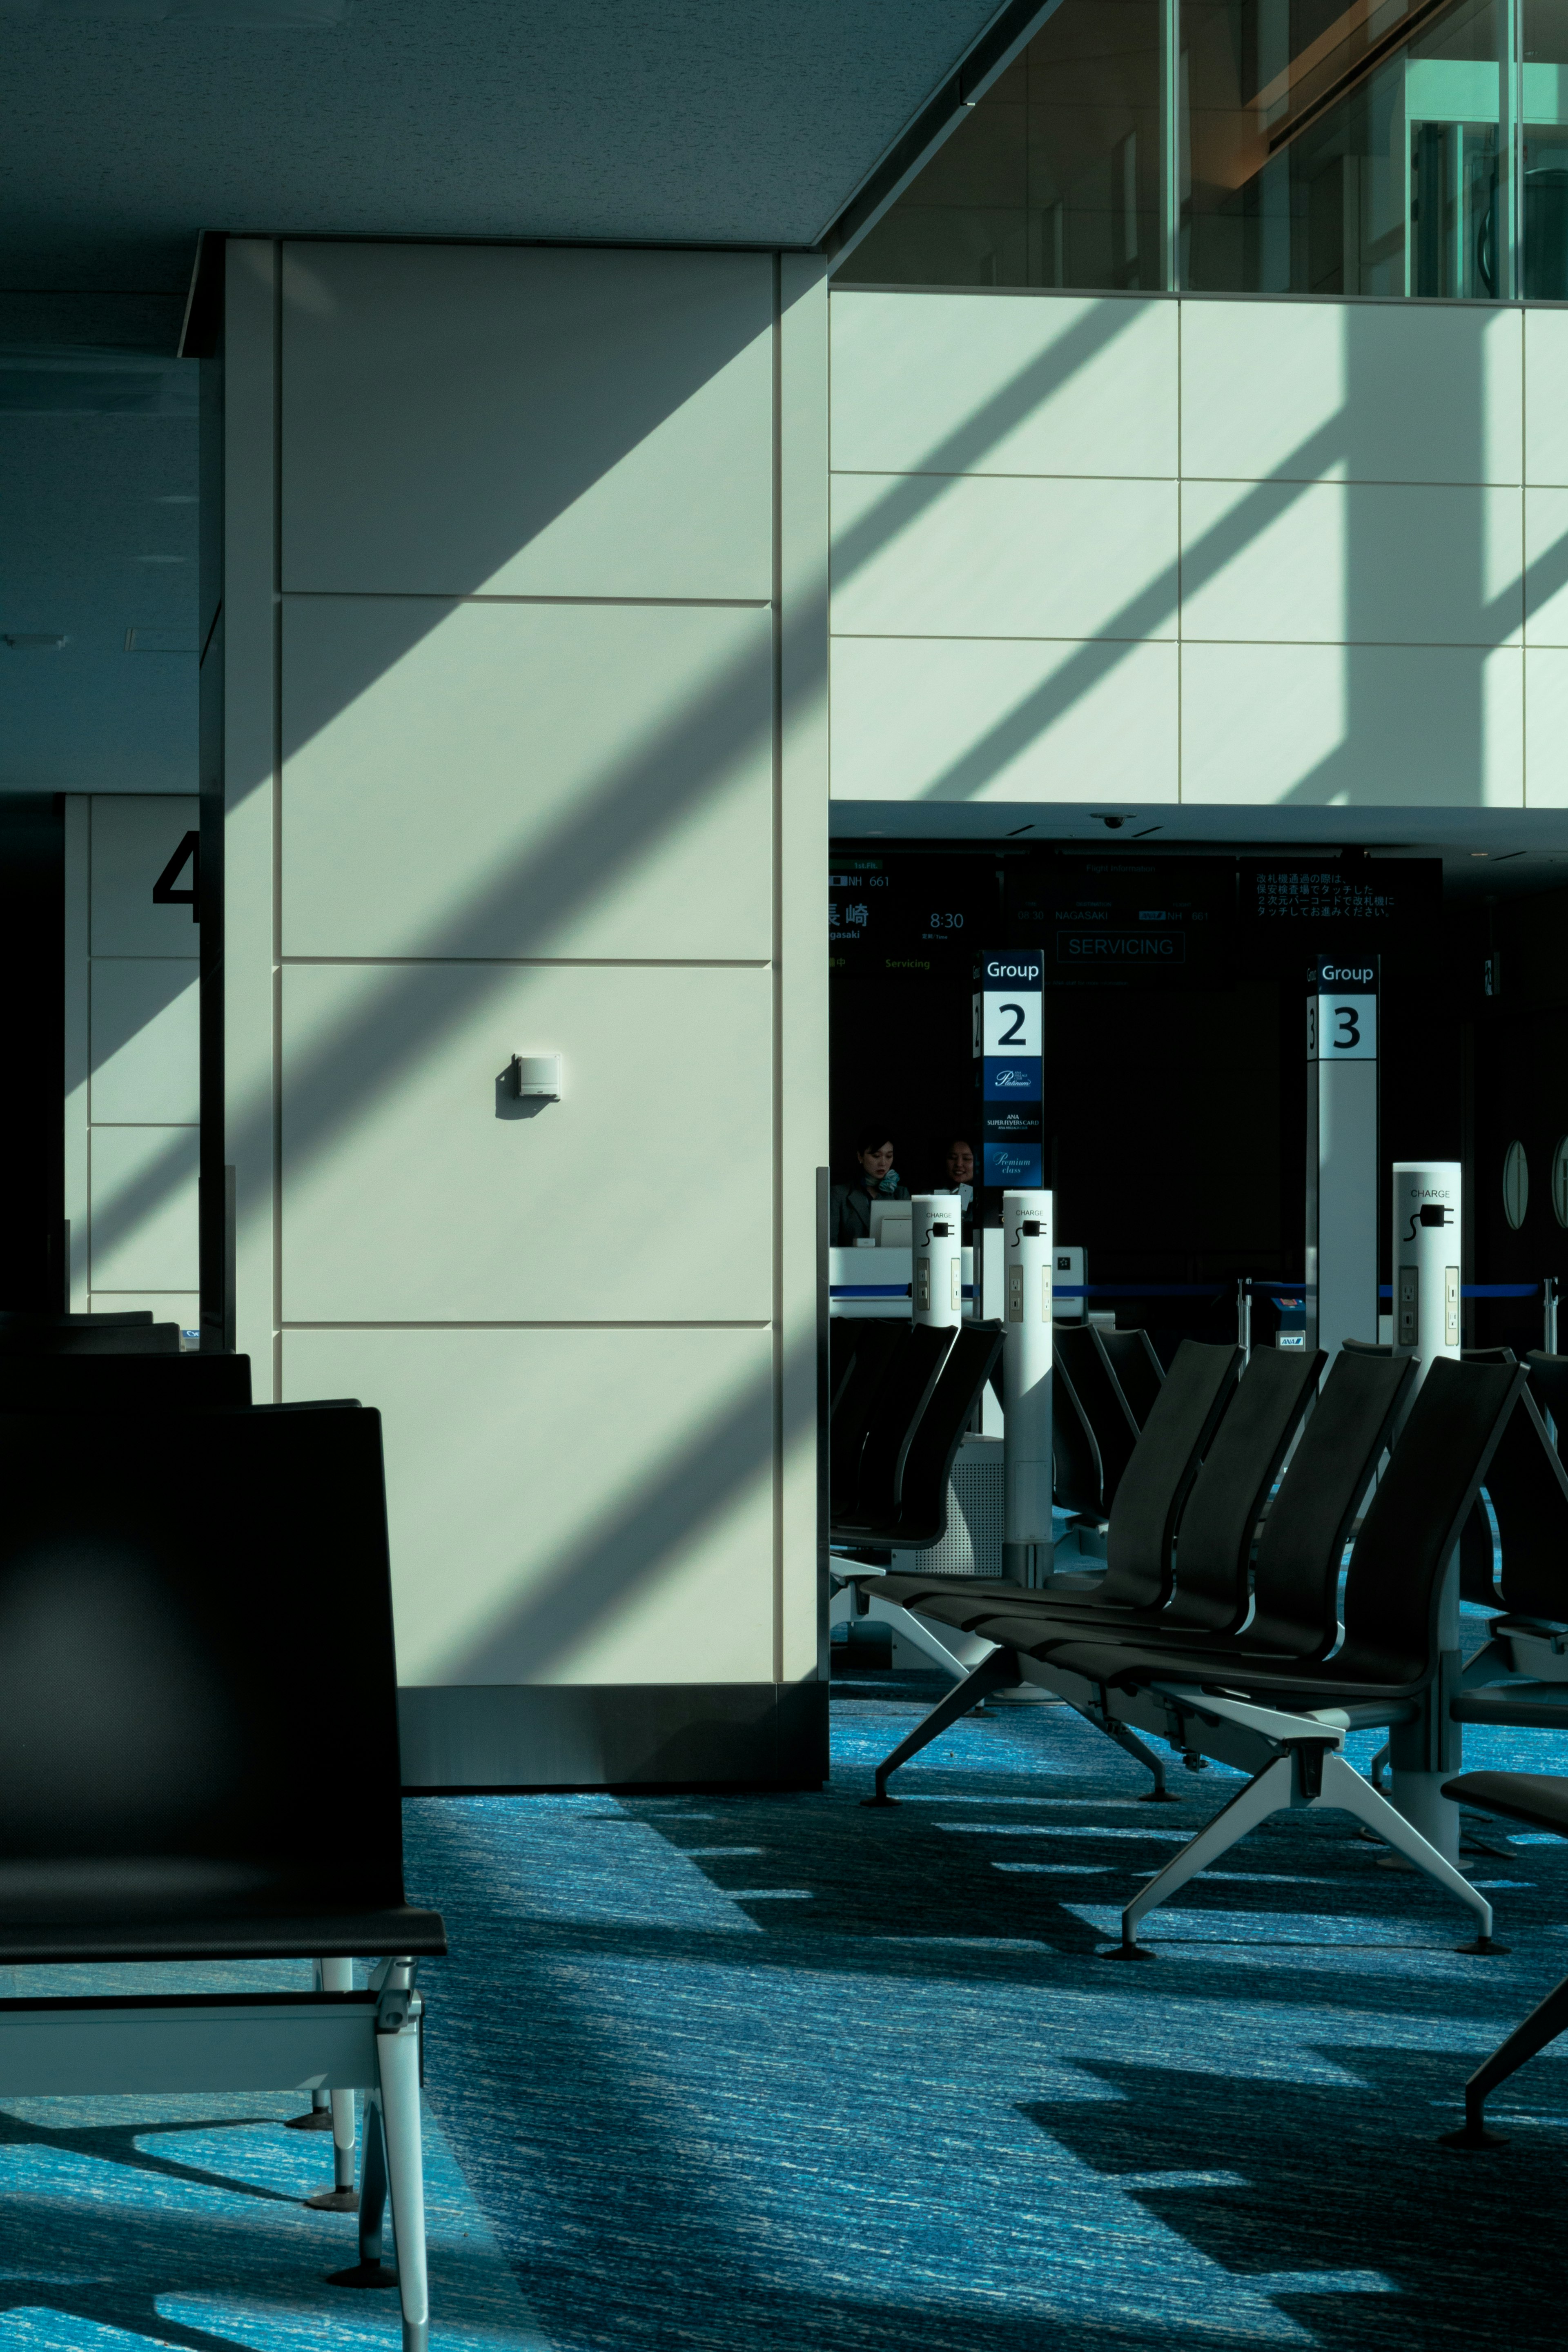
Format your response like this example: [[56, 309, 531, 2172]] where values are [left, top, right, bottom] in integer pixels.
[[838, 0, 1568, 301]]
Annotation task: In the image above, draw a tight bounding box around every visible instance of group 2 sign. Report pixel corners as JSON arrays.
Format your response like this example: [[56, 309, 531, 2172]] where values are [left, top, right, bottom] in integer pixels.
[[975, 951, 1045, 1188]]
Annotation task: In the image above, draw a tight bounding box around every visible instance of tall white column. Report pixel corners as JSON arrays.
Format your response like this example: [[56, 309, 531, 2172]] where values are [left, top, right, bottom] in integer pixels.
[[1002, 1188, 1054, 1587], [1388, 1158, 1464, 1861]]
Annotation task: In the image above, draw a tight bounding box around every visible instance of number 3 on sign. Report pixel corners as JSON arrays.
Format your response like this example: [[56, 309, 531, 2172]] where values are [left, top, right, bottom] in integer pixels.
[[1311, 993, 1376, 1060]]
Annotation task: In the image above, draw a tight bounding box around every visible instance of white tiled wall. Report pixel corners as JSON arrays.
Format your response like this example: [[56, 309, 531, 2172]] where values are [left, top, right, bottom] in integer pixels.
[[64, 794, 200, 1330], [830, 290, 1561, 811]]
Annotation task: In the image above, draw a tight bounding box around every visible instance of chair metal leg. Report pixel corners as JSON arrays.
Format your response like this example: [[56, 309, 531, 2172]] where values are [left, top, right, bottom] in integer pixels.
[[863, 1595, 988, 1681], [1319, 1752, 1501, 1951], [286, 1963, 334, 2128], [1441, 1970, 1568, 2148], [1079, 1704, 1176, 1802], [863, 1648, 1021, 1805], [1115, 1754, 1295, 1958], [1368, 1741, 1390, 1791], [304, 1956, 360, 2210], [328, 2093, 395, 2292], [377, 2004, 431, 2352]]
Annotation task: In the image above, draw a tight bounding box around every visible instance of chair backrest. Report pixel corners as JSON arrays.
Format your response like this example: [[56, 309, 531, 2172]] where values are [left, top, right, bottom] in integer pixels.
[[1341, 1355, 1526, 1684], [1340, 1337, 1393, 1356], [1161, 1343, 1324, 1633], [1097, 1339, 1242, 1610], [0, 1309, 153, 1330], [1472, 1380, 1568, 1622], [834, 1323, 954, 1529], [885, 1325, 1006, 1549], [1096, 1327, 1165, 1430], [1051, 1342, 1108, 1518], [1525, 1348, 1568, 1448], [0, 1321, 180, 1356], [829, 1321, 910, 1519], [0, 1353, 253, 1413], [1245, 1346, 1413, 1658], [1054, 1323, 1140, 1512], [0, 1402, 409, 1915]]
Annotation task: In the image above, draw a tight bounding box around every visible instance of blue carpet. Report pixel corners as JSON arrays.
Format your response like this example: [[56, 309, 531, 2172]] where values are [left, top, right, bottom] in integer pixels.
[[4, 1672, 1567, 2350]]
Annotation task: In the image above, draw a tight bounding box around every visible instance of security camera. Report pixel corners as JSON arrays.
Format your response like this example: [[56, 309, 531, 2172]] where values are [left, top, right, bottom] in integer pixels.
[[1097, 814, 1126, 830]]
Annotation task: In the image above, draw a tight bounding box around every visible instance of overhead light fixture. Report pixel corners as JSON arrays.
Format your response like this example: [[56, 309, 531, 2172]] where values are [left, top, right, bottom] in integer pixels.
[[1471, 851, 1490, 858], [0, 2, 349, 23], [2, 633, 66, 650], [125, 628, 197, 653]]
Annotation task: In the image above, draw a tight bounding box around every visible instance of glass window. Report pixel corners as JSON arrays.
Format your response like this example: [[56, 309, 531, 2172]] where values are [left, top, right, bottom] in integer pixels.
[[834, 0, 1568, 301], [840, 0, 1162, 291], [1183, 0, 1509, 297], [1523, 0, 1568, 297]]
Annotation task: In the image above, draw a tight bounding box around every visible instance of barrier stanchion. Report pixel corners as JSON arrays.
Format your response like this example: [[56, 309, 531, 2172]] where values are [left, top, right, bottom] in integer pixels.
[[1002, 1189, 1053, 1588], [911, 1196, 962, 1334]]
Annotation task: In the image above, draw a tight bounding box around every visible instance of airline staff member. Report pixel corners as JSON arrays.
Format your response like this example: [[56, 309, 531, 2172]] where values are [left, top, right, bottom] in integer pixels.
[[831, 1129, 909, 1244]]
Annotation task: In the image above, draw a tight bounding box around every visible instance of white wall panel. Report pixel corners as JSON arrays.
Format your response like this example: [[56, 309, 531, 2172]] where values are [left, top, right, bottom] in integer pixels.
[[280, 962, 773, 1323], [283, 1327, 775, 1686], [1526, 650, 1568, 804], [830, 291, 1176, 479], [88, 1125, 199, 1291], [1182, 641, 1523, 806], [89, 796, 202, 955], [831, 633, 1177, 803], [1525, 310, 1568, 486], [281, 597, 773, 960], [1180, 480, 1522, 646], [89, 960, 199, 1124], [1524, 489, 1568, 642], [831, 471, 1176, 641], [1180, 301, 1521, 486], [281, 243, 773, 599]]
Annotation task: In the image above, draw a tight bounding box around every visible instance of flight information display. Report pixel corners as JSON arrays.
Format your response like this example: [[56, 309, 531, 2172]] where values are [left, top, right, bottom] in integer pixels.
[[829, 854, 1002, 973], [1007, 857, 1235, 987]]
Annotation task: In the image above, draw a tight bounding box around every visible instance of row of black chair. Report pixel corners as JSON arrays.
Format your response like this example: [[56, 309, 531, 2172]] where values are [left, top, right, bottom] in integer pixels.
[[853, 1342, 1527, 1956], [0, 1324, 440, 2347]]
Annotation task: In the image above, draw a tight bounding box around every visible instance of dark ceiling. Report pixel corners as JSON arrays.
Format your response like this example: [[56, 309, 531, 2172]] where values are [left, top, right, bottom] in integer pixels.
[[0, 0, 1000, 352]]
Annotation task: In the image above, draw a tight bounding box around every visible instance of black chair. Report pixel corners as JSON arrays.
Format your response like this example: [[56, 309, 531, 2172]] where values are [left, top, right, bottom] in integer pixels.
[[1023, 1356, 1520, 1951], [0, 1308, 153, 1328], [0, 1349, 361, 2187], [840, 1325, 1003, 1555], [0, 1315, 180, 1356], [1097, 1326, 1165, 1429], [1447, 1364, 1568, 1745], [0, 1401, 444, 2350], [1054, 1323, 1140, 1517], [829, 1320, 906, 1520], [860, 1340, 1242, 1802], [1436, 1759, 1568, 2146], [1525, 1347, 1568, 1449], [882, 1338, 1242, 1625], [0, 1351, 253, 1412], [831, 1322, 953, 1543], [1050, 1343, 1108, 1520]]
